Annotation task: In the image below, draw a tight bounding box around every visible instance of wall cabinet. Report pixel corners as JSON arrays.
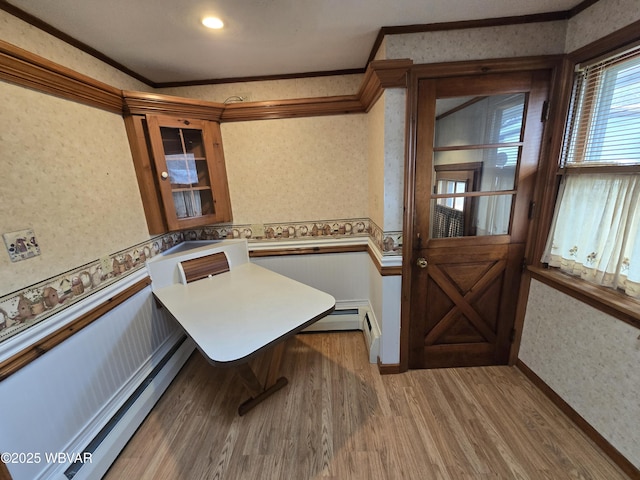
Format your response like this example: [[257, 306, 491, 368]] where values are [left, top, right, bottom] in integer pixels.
[[124, 99, 232, 234]]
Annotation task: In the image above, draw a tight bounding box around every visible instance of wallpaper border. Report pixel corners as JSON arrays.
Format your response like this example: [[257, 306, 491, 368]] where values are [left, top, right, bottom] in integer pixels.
[[0, 217, 402, 346], [0, 232, 184, 344]]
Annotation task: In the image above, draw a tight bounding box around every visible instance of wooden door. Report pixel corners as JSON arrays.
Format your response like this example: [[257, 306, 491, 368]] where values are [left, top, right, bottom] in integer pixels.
[[408, 71, 549, 369]]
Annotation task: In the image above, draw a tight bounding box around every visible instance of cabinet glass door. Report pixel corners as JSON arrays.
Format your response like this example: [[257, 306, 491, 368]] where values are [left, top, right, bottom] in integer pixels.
[[160, 126, 213, 219], [146, 115, 232, 230]]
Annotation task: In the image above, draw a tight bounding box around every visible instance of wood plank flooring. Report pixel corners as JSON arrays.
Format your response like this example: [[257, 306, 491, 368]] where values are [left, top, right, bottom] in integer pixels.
[[103, 332, 631, 480]]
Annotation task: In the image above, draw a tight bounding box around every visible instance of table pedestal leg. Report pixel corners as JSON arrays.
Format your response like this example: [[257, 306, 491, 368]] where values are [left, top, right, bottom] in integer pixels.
[[236, 342, 288, 416]]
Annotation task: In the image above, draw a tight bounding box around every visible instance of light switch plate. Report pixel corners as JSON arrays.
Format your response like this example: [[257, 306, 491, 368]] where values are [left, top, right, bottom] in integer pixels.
[[3, 228, 40, 262]]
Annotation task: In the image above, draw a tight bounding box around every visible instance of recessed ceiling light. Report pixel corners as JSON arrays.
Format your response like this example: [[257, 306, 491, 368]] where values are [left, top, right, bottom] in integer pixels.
[[202, 17, 224, 29]]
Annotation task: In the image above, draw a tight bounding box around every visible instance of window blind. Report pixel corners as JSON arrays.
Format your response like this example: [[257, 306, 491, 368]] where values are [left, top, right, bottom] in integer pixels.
[[561, 45, 640, 167]]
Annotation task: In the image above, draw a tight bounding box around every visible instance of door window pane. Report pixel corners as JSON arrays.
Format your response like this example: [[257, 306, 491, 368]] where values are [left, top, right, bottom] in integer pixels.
[[434, 146, 519, 192], [431, 194, 513, 238], [429, 93, 525, 239], [434, 94, 525, 148]]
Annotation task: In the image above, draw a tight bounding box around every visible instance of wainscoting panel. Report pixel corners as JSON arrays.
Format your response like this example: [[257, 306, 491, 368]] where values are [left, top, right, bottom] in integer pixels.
[[0, 274, 188, 480], [251, 251, 370, 303]]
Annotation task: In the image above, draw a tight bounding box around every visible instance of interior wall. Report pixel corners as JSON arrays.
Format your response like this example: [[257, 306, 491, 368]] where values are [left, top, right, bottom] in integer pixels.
[[519, 280, 640, 469], [157, 74, 363, 102], [220, 114, 368, 225], [517, 0, 640, 470], [367, 95, 386, 230], [0, 81, 150, 296], [565, 0, 640, 53], [381, 89, 406, 233], [386, 21, 567, 64]]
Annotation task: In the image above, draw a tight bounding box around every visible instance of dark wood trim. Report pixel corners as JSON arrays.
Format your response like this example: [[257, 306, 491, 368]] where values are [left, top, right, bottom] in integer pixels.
[[221, 59, 412, 121], [560, 164, 640, 175], [357, 59, 414, 111], [528, 58, 574, 269], [2, 0, 585, 89], [366, 247, 403, 276], [569, 19, 640, 64], [123, 90, 225, 121], [377, 356, 402, 375], [246, 242, 403, 276], [529, 267, 640, 330], [0, 39, 122, 114], [516, 359, 640, 480], [399, 65, 421, 374], [0, 276, 152, 382], [249, 244, 367, 257], [155, 68, 365, 88], [221, 95, 364, 122], [122, 115, 168, 234], [368, 12, 570, 65], [568, 0, 601, 18], [0, 39, 411, 121], [410, 55, 564, 80], [0, 0, 154, 87], [124, 59, 412, 122]]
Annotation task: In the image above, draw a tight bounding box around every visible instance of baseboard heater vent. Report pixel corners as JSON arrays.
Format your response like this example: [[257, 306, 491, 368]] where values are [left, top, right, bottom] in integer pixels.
[[64, 335, 188, 479], [303, 305, 380, 364], [363, 312, 381, 364], [303, 307, 361, 332]]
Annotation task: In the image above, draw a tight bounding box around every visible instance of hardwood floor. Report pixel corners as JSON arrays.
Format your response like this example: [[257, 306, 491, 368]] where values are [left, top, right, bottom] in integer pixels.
[[104, 332, 630, 480]]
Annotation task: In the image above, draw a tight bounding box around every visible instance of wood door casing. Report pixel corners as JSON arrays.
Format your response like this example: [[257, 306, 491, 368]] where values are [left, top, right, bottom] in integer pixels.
[[408, 69, 550, 370]]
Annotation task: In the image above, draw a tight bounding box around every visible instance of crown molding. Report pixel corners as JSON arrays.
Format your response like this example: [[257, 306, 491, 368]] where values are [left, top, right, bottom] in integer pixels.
[[122, 90, 225, 121], [0, 38, 411, 120], [0, 39, 122, 113]]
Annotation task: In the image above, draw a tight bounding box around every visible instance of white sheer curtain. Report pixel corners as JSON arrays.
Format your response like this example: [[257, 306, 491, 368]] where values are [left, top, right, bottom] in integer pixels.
[[542, 173, 640, 298]]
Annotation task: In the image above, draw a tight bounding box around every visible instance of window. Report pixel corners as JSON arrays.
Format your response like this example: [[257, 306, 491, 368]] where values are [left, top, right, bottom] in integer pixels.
[[542, 45, 640, 298]]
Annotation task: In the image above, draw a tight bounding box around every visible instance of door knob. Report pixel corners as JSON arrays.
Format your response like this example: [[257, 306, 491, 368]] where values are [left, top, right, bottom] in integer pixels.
[[416, 257, 428, 268]]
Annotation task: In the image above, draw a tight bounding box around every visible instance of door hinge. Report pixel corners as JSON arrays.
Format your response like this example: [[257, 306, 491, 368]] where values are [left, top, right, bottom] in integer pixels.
[[510, 328, 517, 343], [541, 100, 549, 122], [521, 257, 528, 272], [528, 201, 536, 220]]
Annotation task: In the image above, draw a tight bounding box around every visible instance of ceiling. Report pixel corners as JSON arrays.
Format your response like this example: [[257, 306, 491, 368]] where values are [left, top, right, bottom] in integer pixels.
[[4, 0, 585, 86]]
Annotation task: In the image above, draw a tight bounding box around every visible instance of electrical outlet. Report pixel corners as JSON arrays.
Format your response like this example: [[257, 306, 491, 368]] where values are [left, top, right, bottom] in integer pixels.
[[100, 256, 113, 274], [250, 224, 265, 238]]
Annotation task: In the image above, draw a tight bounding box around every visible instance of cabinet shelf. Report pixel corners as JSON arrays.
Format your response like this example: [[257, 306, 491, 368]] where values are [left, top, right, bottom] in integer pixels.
[[171, 186, 211, 192]]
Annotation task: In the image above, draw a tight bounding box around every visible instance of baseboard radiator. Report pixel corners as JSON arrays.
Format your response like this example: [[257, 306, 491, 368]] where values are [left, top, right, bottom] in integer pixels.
[[303, 303, 380, 363], [0, 273, 194, 480]]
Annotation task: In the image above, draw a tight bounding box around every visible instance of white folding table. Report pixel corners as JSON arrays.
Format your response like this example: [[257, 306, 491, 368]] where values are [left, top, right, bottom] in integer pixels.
[[148, 240, 335, 415]]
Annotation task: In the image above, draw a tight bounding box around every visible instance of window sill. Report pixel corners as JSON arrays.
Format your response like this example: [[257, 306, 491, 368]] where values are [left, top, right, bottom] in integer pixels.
[[527, 266, 640, 330]]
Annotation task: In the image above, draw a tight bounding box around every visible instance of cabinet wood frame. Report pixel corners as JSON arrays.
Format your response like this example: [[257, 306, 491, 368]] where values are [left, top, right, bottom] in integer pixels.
[[126, 114, 232, 233]]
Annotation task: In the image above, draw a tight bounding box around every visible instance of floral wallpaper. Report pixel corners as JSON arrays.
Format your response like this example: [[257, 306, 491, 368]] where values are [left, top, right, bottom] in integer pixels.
[[221, 115, 368, 224], [0, 82, 153, 298], [565, 0, 640, 54], [158, 74, 363, 103], [385, 21, 567, 64], [519, 279, 640, 469]]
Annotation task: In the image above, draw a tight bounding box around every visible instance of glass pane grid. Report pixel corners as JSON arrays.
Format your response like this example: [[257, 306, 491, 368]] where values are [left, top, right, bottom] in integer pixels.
[[160, 125, 215, 218]]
